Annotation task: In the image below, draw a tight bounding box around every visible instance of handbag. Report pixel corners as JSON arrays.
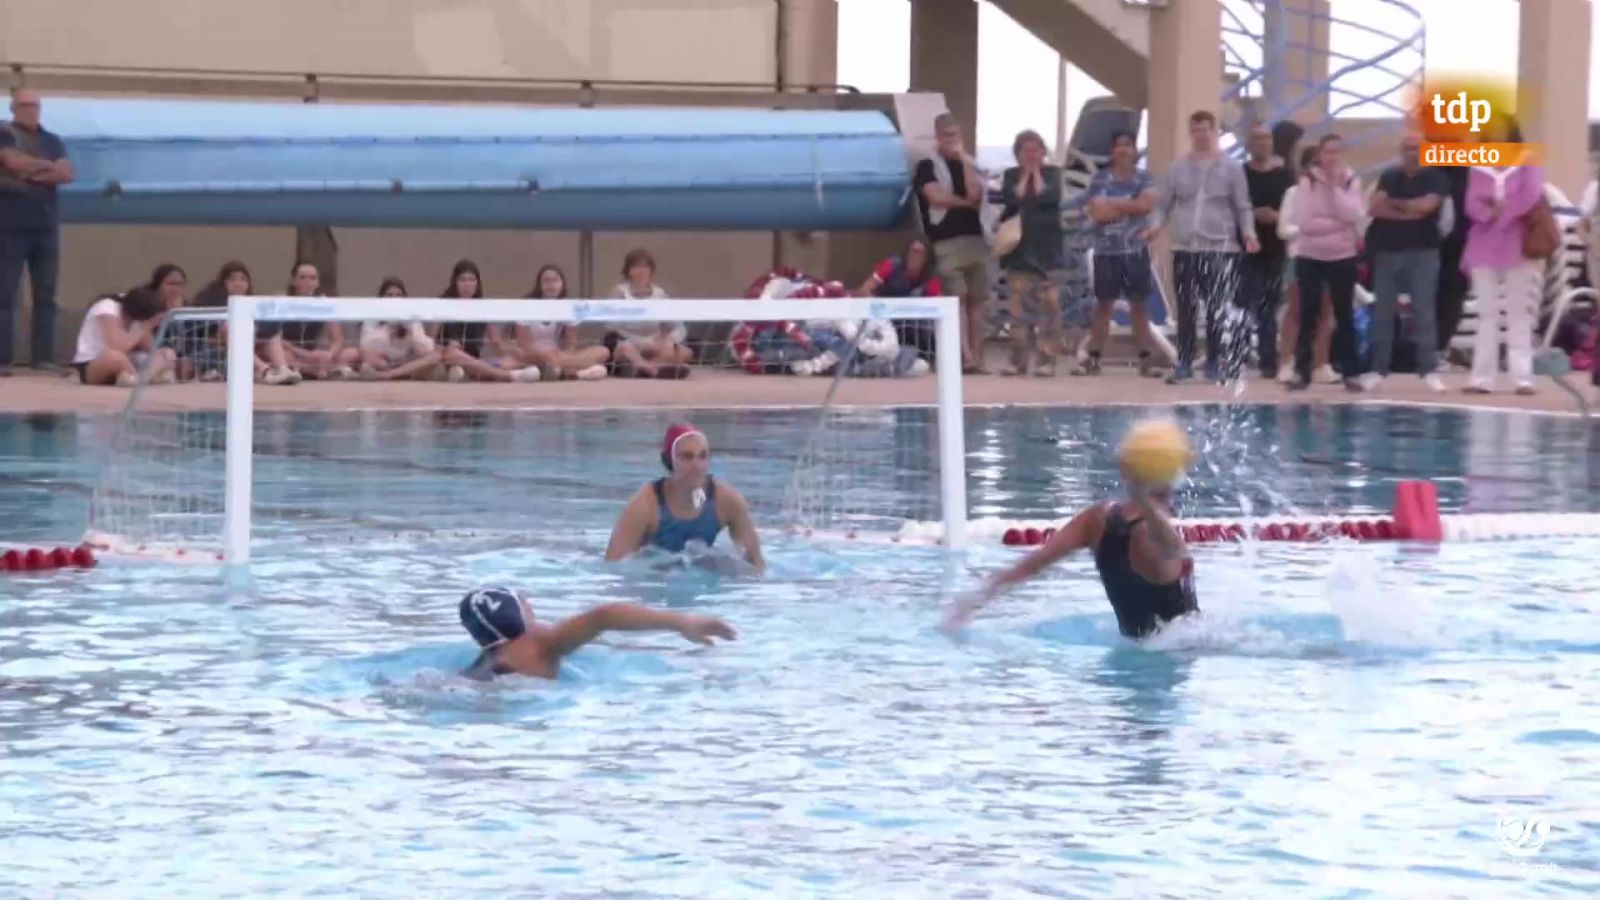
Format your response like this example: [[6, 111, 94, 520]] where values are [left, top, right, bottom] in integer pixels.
[[992, 215, 1023, 258], [1522, 194, 1561, 260]]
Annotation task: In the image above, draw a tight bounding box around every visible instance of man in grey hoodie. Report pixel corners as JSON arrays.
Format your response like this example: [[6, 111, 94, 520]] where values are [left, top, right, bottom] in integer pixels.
[[1143, 110, 1259, 383]]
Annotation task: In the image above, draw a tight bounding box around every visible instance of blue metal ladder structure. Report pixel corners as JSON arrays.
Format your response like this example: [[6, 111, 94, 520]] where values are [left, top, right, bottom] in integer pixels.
[[1217, 0, 1427, 173]]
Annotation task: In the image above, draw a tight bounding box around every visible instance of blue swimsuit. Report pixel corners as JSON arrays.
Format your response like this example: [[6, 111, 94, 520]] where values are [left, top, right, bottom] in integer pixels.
[[649, 477, 723, 552]]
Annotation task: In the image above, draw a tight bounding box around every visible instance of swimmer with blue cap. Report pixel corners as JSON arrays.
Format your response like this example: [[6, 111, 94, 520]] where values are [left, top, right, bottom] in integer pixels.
[[605, 423, 765, 573], [458, 586, 736, 681]]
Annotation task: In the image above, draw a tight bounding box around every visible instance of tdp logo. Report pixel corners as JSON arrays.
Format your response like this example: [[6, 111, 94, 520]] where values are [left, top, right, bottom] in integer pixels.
[[572, 301, 592, 322], [869, 301, 888, 320], [1430, 91, 1492, 132]]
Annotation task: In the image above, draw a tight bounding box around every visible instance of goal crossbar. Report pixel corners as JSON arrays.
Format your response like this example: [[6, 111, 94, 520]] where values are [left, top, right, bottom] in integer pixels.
[[221, 294, 970, 565]]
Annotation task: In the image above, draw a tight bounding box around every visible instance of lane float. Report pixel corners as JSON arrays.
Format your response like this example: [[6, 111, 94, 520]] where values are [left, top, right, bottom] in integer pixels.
[[892, 481, 1600, 547], [0, 545, 97, 573]]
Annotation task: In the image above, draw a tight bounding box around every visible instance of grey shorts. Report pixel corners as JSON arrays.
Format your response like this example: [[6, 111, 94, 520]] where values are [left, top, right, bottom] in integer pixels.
[[933, 235, 992, 301]]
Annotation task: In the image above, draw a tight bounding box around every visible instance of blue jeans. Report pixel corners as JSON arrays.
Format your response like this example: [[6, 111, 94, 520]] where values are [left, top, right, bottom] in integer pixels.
[[1370, 248, 1441, 376], [0, 227, 61, 367]]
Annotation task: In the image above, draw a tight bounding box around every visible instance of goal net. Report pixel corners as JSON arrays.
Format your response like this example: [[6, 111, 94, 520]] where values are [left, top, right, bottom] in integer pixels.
[[83, 279, 968, 565]]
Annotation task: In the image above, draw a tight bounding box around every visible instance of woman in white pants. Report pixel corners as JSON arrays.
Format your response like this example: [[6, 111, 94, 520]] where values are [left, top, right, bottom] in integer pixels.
[[1461, 132, 1546, 394]]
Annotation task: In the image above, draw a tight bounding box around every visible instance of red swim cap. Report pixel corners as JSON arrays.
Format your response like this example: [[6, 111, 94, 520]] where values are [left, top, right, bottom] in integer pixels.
[[661, 423, 706, 470], [663, 423, 704, 457]]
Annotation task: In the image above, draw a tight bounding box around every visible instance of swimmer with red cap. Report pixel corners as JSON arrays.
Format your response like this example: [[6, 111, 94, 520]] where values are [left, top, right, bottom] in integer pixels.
[[604, 423, 765, 573], [459, 586, 735, 681]]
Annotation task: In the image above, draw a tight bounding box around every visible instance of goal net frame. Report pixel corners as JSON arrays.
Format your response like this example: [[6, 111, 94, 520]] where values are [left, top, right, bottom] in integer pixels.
[[189, 293, 971, 565]]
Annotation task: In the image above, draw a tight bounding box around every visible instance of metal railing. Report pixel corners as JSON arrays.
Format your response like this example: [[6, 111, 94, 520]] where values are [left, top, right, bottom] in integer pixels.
[[1218, 0, 1425, 174], [4, 61, 869, 111]]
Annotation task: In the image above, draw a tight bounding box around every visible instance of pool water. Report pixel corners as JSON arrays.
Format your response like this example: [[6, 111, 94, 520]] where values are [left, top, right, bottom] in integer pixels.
[[2, 405, 1598, 896]]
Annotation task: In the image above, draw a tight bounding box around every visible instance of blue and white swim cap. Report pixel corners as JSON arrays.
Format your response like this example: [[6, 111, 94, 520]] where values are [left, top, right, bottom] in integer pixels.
[[459, 586, 527, 648]]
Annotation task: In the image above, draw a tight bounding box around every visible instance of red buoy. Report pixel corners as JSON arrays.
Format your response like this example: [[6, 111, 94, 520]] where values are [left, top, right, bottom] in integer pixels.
[[1002, 528, 1023, 546]]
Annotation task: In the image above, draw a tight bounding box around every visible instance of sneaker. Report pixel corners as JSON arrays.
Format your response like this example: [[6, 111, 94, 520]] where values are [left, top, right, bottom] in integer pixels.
[[574, 364, 607, 381], [1515, 382, 1536, 396], [1343, 377, 1364, 393], [148, 369, 176, 386], [790, 359, 817, 376], [1463, 383, 1492, 395], [1165, 366, 1194, 385], [332, 365, 357, 380], [1276, 367, 1296, 385], [263, 366, 299, 386], [447, 366, 467, 383], [906, 358, 931, 377], [1315, 364, 1341, 384], [115, 370, 138, 388], [1071, 355, 1102, 376], [1358, 372, 1384, 392], [1286, 377, 1310, 392], [510, 365, 543, 383], [1422, 373, 1446, 393], [200, 369, 224, 383]]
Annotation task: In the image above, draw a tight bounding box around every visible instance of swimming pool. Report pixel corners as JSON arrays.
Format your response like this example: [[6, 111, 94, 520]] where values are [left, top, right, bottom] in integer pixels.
[[2, 405, 1597, 895]]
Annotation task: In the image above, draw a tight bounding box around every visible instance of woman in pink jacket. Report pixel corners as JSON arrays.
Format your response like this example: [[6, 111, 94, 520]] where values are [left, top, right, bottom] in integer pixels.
[[1289, 134, 1366, 392], [1461, 122, 1545, 395]]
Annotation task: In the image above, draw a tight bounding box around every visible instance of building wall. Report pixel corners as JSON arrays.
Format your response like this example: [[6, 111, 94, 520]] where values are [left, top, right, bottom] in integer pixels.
[[3, 0, 853, 364], [0, 0, 778, 84]]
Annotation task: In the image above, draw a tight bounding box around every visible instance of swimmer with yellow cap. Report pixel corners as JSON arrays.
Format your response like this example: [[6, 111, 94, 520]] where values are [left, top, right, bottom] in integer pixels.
[[943, 418, 1199, 638]]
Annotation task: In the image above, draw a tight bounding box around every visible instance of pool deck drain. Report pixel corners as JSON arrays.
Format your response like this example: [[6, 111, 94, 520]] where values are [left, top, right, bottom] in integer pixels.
[[1, 367, 1593, 416]]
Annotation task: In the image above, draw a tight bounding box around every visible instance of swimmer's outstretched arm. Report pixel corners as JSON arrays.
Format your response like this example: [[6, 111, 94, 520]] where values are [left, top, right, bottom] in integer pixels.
[[942, 506, 1100, 631], [540, 603, 737, 659]]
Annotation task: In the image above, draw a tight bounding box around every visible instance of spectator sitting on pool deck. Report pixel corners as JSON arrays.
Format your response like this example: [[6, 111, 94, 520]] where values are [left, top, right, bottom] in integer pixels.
[[70, 286, 177, 386], [358, 277, 443, 381], [430, 259, 543, 383], [604, 248, 692, 379], [279, 261, 361, 380], [458, 586, 736, 681], [604, 423, 765, 573], [516, 264, 610, 380], [191, 260, 298, 384]]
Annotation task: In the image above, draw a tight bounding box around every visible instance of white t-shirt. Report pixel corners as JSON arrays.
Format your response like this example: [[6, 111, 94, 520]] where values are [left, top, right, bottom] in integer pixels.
[[359, 321, 434, 364], [74, 296, 129, 364], [523, 321, 561, 350], [610, 283, 686, 345]]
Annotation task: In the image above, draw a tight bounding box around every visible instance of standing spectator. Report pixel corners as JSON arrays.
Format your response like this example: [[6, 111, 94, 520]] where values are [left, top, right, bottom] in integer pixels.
[[1276, 146, 1339, 384], [912, 113, 991, 373], [854, 236, 943, 365], [1462, 122, 1546, 395], [1363, 131, 1452, 392], [1144, 110, 1258, 384], [0, 89, 72, 375], [998, 129, 1066, 376], [1077, 130, 1161, 377], [1288, 134, 1364, 392], [1240, 123, 1294, 380]]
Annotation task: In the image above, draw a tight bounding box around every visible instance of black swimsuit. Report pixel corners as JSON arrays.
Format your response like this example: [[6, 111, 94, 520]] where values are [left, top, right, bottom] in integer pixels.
[[1092, 503, 1199, 638]]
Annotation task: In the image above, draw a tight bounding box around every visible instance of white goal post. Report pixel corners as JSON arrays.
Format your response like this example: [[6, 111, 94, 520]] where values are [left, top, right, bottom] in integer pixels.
[[197, 293, 971, 565]]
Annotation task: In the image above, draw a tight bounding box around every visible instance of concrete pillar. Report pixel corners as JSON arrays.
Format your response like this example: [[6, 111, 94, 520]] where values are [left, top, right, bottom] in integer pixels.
[[1263, 0, 1330, 129], [910, 0, 978, 151], [1518, 0, 1592, 200], [778, 0, 839, 277], [1146, 0, 1224, 176], [779, 0, 838, 90]]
